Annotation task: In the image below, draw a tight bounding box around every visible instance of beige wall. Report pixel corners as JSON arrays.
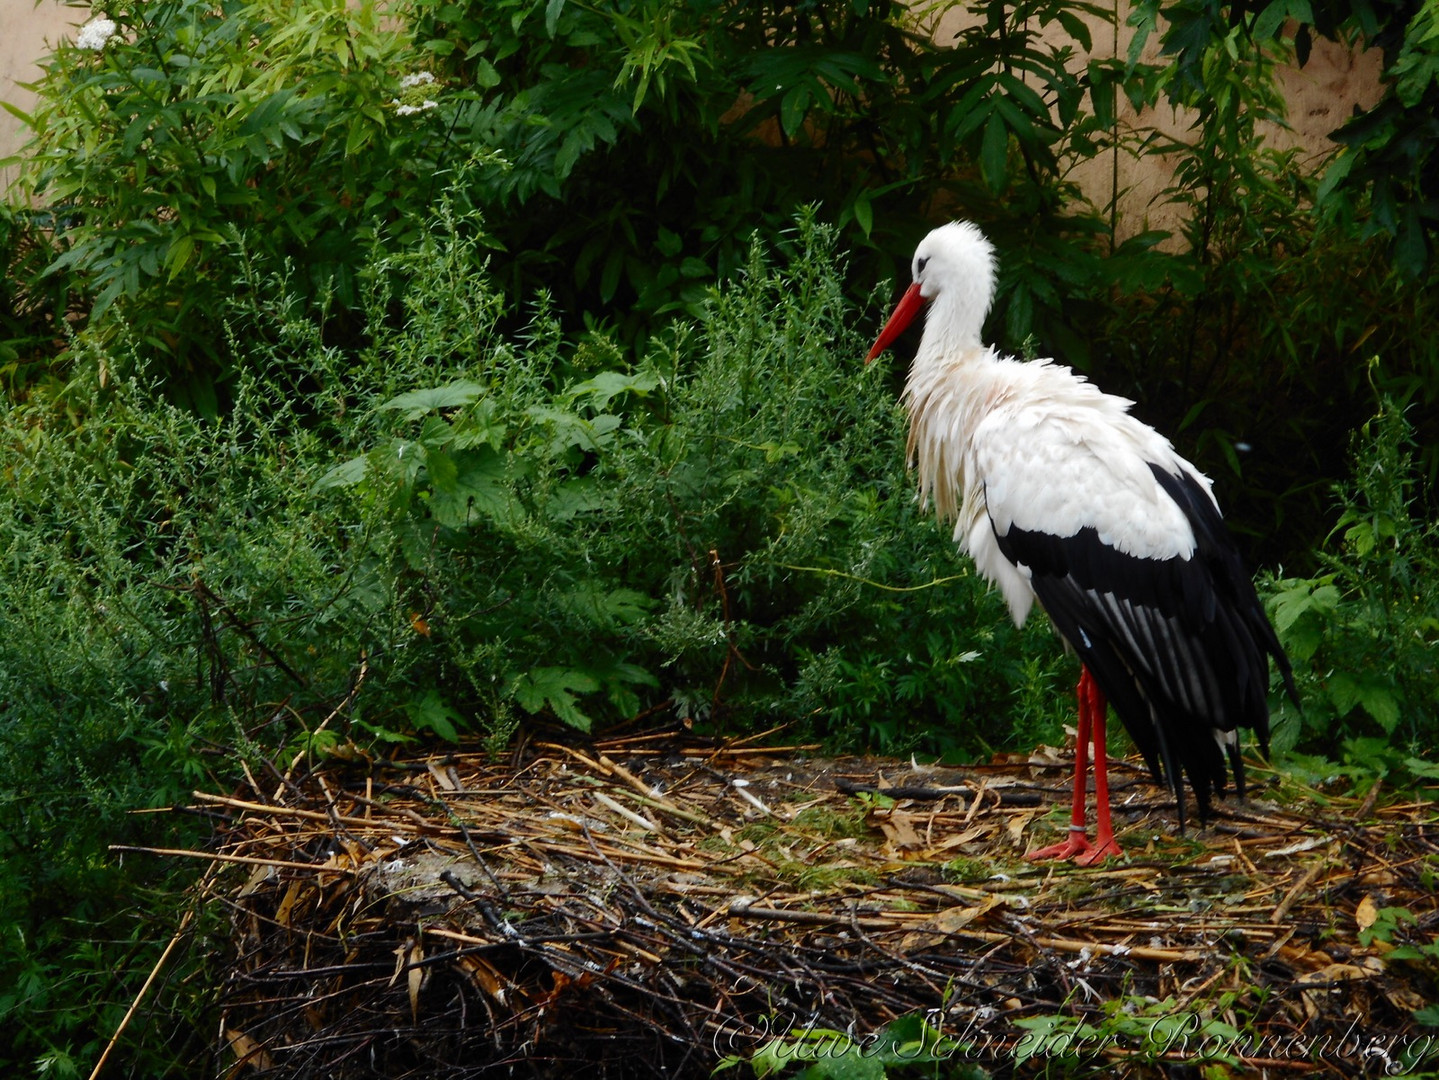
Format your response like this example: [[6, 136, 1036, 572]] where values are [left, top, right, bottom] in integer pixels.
[[0, 1, 1387, 236], [1, 0, 77, 191]]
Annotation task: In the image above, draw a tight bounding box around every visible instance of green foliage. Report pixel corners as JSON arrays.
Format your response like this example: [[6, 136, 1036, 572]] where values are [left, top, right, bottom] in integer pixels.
[[1322, 0, 1439, 280], [0, 205, 73, 382], [8, 0, 496, 398], [1012, 994, 1246, 1068], [6, 0, 1439, 1070], [0, 378, 361, 1069], [1356, 902, 1439, 1050], [718, 1011, 979, 1079], [408, 0, 1148, 347], [1264, 391, 1439, 760], [317, 210, 1067, 748], [9, 0, 1439, 571], [1104, 0, 1438, 567]]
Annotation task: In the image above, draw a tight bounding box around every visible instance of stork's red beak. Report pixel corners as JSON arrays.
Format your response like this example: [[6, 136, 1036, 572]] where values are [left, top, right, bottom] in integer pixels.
[[866, 281, 926, 363]]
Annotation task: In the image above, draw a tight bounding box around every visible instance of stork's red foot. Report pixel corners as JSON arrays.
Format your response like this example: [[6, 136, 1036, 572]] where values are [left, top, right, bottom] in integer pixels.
[[1024, 830, 1122, 863], [1024, 830, 1092, 861], [1072, 831, 1122, 866]]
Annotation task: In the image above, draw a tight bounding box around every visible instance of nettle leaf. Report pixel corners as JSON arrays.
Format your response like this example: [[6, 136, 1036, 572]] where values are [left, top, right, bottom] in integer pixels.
[[749, 1028, 889, 1079], [1406, 757, 1439, 780], [1012, 1014, 1093, 1063], [380, 380, 485, 420], [603, 661, 659, 717], [526, 405, 623, 455], [427, 446, 517, 528], [379, 440, 426, 487], [312, 453, 368, 491], [1325, 671, 1399, 731], [451, 398, 508, 452], [566, 369, 660, 412], [758, 441, 801, 462], [1356, 681, 1402, 733], [423, 445, 460, 491], [419, 414, 457, 450], [545, 476, 607, 520], [558, 583, 655, 628], [405, 689, 464, 742], [1270, 580, 1339, 633], [510, 666, 601, 731]]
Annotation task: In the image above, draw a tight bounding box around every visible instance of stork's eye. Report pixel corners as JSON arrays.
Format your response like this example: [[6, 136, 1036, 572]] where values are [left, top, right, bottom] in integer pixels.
[[916, 256, 929, 276]]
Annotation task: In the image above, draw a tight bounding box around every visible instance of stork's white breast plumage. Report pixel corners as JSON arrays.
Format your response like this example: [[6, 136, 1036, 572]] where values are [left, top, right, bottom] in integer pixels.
[[868, 220, 1296, 841], [906, 348, 1207, 626]]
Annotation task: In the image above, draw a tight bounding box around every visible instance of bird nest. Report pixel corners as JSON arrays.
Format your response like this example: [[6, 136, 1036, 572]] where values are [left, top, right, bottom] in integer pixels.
[[193, 730, 1439, 1078]]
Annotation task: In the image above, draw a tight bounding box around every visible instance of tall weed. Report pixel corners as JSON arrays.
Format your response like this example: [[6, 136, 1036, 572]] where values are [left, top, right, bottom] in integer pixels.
[[1265, 389, 1439, 769], [318, 210, 1071, 750]]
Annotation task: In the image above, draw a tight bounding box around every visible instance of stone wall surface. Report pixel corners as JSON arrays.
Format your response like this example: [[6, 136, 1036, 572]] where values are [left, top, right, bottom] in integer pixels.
[[1, 0, 75, 191]]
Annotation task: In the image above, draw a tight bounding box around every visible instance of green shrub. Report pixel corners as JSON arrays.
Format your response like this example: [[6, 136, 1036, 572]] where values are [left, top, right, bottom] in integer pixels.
[[9, 0, 1437, 573], [396, 0, 1152, 346], [1265, 389, 1439, 765], [9, 0, 494, 402], [318, 208, 1069, 751], [0, 204, 72, 382]]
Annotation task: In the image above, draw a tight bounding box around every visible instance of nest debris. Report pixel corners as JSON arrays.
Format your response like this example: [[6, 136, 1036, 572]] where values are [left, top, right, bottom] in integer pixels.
[[177, 730, 1438, 1078]]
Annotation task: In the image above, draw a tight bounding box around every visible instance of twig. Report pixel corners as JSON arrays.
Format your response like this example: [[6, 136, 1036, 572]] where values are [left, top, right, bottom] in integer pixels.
[[109, 844, 356, 875], [191, 576, 308, 688], [1271, 858, 1329, 925], [727, 899, 899, 931]]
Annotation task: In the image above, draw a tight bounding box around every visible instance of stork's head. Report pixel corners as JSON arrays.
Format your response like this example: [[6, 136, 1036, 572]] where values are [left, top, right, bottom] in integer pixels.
[[866, 221, 997, 362]]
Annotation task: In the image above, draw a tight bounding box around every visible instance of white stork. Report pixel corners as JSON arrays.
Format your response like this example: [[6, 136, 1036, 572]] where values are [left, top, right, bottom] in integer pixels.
[[868, 221, 1296, 864]]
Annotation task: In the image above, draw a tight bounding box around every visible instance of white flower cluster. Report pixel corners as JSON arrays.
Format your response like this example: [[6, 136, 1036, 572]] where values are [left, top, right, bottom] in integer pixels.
[[75, 14, 118, 51], [393, 72, 440, 116]]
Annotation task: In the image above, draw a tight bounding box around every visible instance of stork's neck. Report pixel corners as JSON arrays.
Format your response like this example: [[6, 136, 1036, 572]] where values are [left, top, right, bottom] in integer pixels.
[[918, 279, 991, 361], [914, 329, 986, 372]]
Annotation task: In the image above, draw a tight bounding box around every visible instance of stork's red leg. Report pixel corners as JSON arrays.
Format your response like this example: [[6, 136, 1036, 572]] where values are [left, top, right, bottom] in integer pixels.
[[1024, 671, 1095, 861], [1074, 672, 1122, 865]]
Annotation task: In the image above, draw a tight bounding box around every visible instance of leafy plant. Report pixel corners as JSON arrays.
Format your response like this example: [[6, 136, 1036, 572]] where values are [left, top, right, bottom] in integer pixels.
[[0, 198, 1081, 1071], [1013, 994, 1246, 1069], [312, 360, 668, 733], [1265, 389, 1439, 757], [7, 0, 494, 401], [315, 208, 1070, 748], [406, 0, 1159, 349], [1080, 0, 1439, 570], [1356, 901, 1439, 1055], [717, 1011, 979, 1079], [9, 0, 1438, 575], [0, 205, 73, 383], [1131, 0, 1439, 279]]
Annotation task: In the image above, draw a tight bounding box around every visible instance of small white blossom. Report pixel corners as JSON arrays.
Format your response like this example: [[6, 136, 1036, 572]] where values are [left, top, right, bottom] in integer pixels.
[[392, 99, 439, 117], [75, 14, 118, 51], [399, 71, 436, 89]]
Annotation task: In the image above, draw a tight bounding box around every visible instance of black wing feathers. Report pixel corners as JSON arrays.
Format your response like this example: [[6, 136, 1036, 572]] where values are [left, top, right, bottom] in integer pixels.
[[992, 465, 1295, 828]]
